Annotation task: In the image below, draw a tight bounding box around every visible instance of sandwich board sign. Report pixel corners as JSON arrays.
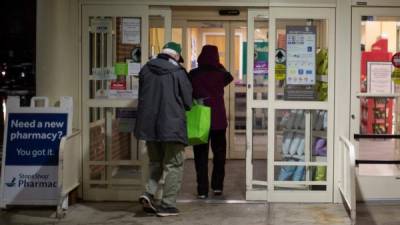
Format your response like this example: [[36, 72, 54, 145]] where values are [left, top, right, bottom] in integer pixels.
[[0, 96, 72, 208]]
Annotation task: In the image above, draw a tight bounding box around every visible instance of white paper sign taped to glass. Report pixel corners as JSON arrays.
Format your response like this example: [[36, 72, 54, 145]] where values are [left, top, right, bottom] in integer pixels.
[[0, 96, 72, 207], [286, 26, 316, 85], [90, 18, 112, 33], [122, 18, 140, 45], [367, 62, 394, 93], [92, 67, 117, 80]]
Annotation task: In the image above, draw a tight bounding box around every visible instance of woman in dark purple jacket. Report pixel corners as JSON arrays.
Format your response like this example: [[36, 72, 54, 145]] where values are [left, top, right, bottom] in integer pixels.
[[189, 45, 233, 199]]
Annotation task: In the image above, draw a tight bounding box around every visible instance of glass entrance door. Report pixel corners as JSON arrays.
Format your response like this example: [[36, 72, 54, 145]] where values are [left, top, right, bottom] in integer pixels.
[[248, 7, 336, 202], [351, 7, 400, 200], [81, 5, 172, 201]]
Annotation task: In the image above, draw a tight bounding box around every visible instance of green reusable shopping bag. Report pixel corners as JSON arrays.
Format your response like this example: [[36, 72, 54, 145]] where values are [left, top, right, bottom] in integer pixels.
[[186, 102, 211, 145]]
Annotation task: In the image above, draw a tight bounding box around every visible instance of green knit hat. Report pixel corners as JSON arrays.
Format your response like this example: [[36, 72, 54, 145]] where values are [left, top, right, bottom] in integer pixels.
[[163, 42, 182, 54], [163, 42, 184, 63]]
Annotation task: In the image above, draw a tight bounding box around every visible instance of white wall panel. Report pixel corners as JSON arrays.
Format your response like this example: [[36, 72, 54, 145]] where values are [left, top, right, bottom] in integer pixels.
[[36, 0, 81, 129]]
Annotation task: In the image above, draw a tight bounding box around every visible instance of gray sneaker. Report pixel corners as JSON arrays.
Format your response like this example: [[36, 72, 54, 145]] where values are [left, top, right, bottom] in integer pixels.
[[156, 205, 179, 217], [197, 194, 208, 199], [139, 192, 156, 213]]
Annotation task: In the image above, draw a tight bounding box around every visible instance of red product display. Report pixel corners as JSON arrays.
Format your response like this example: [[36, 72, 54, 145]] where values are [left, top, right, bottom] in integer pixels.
[[360, 38, 393, 134], [361, 98, 393, 134]]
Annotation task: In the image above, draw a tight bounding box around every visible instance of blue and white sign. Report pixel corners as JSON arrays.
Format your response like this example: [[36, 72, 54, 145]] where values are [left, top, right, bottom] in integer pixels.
[[286, 26, 316, 85], [0, 96, 72, 207], [3, 166, 59, 203], [6, 113, 67, 166]]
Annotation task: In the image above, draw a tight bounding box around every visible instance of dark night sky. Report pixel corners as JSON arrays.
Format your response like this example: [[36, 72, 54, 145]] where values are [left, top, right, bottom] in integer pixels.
[[0, 0, 36, 63], [0, 0, 36, 108]]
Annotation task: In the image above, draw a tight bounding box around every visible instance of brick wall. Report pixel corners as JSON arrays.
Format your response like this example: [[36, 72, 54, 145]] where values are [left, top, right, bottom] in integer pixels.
[[111, 119, 131, 160], [116, 17, 141, 62], [89, 119, 131, 180]]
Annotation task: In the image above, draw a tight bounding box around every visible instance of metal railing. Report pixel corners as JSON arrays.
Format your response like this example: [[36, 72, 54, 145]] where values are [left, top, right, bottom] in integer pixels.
[[338, 136, 356, 225]]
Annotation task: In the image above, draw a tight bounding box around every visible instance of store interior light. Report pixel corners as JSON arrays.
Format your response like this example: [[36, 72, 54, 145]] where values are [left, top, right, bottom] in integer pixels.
[[1, 71, 5, 76], [21, 72, 25, 78]]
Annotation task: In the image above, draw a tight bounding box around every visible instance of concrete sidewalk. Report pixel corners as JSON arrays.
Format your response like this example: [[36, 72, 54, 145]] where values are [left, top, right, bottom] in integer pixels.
[[2, 201, 400, 225], [0, 202, 354, 225]]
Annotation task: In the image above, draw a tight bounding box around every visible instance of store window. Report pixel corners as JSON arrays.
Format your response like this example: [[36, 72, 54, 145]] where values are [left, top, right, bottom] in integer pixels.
[[275, 19, 329, 101]]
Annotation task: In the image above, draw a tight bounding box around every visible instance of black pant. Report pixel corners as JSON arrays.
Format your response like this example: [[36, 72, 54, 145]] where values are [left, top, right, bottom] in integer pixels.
[[193, 129, 226, 195]]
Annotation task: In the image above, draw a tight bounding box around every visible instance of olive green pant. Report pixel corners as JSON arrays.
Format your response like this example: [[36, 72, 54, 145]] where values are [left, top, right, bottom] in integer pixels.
[[145, 141, 184, 207]]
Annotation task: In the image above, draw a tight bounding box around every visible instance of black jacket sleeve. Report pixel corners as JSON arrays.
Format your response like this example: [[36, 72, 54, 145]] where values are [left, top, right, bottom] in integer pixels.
[[224, 71, 234, 86], [178, 70, 193, 111]]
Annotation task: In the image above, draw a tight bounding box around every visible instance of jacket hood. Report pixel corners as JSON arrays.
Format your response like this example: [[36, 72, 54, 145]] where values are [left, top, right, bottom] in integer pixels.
[[147, 55, 181, 76], [197, 45, 220, 67]]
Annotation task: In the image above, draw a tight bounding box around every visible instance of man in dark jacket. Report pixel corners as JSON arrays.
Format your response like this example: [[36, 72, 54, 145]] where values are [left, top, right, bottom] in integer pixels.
[[135, 42, 192, 216]]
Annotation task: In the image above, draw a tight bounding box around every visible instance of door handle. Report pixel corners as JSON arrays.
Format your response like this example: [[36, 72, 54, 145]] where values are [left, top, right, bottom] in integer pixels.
[[351, 114, 355, 120]]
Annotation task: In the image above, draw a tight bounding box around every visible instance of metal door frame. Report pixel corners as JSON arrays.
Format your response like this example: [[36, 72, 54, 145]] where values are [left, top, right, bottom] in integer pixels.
[[81, 4, 172, 201]]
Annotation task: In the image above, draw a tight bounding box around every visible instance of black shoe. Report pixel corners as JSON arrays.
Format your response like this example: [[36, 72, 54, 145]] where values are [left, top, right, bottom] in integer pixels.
[[213, 190, 223, 196], [139, 192, 156, 213], [156, 205, 179, 217], [142, 206, 156, 214]]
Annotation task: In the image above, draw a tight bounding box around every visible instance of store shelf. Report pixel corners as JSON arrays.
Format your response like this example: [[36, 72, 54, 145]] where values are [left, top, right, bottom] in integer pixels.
[[360, 98, 393, 134]]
